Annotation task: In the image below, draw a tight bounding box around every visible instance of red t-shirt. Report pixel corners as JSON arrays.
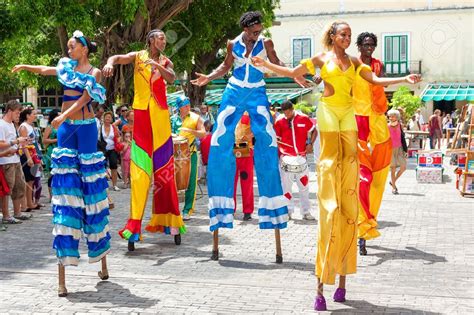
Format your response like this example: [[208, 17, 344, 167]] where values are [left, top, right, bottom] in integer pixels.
[[200, 133, 212, 165], [274, 112, 315, 156]]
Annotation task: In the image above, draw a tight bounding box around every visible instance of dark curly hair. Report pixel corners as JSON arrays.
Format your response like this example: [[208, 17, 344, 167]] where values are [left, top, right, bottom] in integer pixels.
[[239, 11, 263, 28], [356, 32, 377, 47]]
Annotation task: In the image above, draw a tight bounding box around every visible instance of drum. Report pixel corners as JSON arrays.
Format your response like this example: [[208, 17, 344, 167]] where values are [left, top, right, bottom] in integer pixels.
[[233, 141, 251, 158], [173, 136, 191, 191], [280, 155, 307, 173]]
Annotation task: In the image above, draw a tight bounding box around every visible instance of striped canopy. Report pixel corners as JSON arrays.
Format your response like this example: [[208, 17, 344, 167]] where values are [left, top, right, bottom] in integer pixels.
[[167, 88, 313, 107], [420, 83, 474, 102]]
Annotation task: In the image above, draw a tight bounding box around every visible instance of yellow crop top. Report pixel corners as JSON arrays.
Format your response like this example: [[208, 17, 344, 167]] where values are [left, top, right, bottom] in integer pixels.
[[300, 57, 356, 106]]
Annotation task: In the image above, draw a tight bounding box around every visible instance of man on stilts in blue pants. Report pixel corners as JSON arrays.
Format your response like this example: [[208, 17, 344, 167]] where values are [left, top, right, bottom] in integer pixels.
[[191, 11, 309, 261]]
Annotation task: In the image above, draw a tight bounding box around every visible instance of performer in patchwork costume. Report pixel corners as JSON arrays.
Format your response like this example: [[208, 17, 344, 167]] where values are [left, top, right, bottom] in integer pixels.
[[103, 29, 185, 250], [252, 21, 421, 311], [353, 32, 392, 255], [13, 30, 111, 297]]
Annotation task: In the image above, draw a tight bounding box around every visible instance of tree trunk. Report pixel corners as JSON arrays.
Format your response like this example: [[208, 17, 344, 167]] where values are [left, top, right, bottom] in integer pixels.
[[99, 0, 195, 106], [57, 25, 68, 57]]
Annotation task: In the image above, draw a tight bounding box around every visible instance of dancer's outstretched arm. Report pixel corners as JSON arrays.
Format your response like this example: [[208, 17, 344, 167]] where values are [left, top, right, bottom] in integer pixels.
[[191, 41, 234, 86], [102, 52, 137, 77], [352, 57, 421, 86], [264, 39, 311, 88], [252, 55, 320, 78], [11, 65, 56, 76]]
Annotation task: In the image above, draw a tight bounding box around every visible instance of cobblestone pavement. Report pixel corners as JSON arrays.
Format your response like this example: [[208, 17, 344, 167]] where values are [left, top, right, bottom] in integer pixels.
[[0, 157, 473, 314]]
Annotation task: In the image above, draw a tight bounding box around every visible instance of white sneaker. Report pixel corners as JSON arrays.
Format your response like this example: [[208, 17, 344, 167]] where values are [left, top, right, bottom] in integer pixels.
[[303, 213, 315, 221], [113, 186, 120, 191], [183, 213, 190, 221]]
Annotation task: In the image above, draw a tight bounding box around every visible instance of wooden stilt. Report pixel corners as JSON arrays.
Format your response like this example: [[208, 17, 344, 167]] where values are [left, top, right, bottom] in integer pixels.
[[58, 264, 67, 297], [174, 234, 182, 245], [211, 229, 219, 260], [275, 229, 283, 264], [98, 256, 109, 280], [128, 241, 135, 251]]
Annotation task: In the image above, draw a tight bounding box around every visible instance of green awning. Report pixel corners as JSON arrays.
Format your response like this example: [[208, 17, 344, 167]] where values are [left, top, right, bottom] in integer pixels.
[[167, 88, 313, 107], [420, 83, 474, 102]]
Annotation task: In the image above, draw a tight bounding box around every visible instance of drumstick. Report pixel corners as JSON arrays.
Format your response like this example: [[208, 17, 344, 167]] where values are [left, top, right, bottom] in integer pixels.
[[277, 140, 294, 148]]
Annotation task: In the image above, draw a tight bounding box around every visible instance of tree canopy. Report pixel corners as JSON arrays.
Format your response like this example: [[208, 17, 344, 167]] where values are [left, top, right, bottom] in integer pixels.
[[1, 0, 280, 107]]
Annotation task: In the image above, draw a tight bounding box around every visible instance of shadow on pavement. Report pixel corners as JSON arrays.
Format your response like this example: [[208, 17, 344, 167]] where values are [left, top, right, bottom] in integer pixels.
[[377, 220, 402, 230], [332, 299, 441, 314], [368, 245, 447, 266], [66, 281, 158, 308], [216, 258, 314, 272]]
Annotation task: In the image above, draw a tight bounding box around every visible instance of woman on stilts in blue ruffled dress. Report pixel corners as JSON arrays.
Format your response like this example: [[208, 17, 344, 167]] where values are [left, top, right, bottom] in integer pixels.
[[12, 30, 110, 297]]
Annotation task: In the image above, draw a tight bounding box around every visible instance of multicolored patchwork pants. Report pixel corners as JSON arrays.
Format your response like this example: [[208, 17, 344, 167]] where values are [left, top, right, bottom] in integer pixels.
[[119, 104, 185, 242]]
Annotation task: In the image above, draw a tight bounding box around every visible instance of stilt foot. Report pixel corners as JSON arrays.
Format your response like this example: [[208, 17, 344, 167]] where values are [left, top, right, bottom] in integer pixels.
[[174, 234, 181, 245], [211, 250, 219, 261]]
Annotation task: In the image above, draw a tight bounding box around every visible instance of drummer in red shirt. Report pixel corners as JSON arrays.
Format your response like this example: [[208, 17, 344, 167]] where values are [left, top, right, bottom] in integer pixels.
[[274, 100, 317, 220]]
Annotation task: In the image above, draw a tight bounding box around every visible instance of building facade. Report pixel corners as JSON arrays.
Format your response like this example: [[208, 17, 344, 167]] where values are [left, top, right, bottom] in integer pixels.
[[269, 0, 474, 116]]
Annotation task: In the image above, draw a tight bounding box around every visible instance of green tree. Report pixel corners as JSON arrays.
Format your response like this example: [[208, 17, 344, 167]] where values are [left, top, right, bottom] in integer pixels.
[[389, 86, 424, 118], [1, 0, 194, 103], [167, 0, 279, 106]]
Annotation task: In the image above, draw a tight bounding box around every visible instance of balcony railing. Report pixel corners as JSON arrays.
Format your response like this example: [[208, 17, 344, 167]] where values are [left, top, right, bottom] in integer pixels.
[[385, 60, 422, 77]]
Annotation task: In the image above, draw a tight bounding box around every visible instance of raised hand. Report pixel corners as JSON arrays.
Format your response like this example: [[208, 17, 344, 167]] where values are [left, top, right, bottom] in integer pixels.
[[11, 65, 25, 73], [251, 56, 266, 67], [102, 64, 114, 77], [190, 73, 210, 87], [294, 76, 312, 88], [405, 74, 422, 84]]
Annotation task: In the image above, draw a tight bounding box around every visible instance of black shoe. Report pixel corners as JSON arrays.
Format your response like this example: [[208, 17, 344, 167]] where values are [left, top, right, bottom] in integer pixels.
[[358, 238, 367, 256], [243, 213, 252, 221]]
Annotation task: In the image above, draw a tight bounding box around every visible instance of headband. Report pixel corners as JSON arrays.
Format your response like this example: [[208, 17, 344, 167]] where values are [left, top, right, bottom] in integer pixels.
[[175, 95, 191, 109]]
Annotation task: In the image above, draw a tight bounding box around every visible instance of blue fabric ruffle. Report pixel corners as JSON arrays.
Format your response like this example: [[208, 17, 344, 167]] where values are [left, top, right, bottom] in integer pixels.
[[56, 57, 106, 104]]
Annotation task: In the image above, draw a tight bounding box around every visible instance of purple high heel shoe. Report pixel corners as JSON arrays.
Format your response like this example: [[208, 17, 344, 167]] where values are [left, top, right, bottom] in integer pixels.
[[333, 288, 346, 302], [314, 295, 327, 311]]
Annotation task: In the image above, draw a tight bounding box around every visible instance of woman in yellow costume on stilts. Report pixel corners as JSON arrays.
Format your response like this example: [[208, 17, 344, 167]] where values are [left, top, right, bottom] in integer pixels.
[[252, 21, 421, 311]]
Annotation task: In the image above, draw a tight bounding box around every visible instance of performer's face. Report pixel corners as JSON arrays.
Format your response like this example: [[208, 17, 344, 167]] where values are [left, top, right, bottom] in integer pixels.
[[283, 108, 294, 120], [359, 37, 376, 58], [244, 24, 263, 42], [180, 105, 190, 117], [150, 32, 167, 52], [331, 24, 351, 50], [67, 38, 87, 60]]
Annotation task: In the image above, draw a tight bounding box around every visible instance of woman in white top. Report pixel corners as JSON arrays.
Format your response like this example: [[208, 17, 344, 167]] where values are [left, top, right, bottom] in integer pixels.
[[18, 108, 40, 211], [101, 112, 120, 190]]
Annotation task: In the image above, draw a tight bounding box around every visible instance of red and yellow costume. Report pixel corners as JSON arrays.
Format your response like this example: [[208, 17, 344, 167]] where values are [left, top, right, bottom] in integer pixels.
[[119, 50, 185, 242], [353, 58, 391, 241]]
